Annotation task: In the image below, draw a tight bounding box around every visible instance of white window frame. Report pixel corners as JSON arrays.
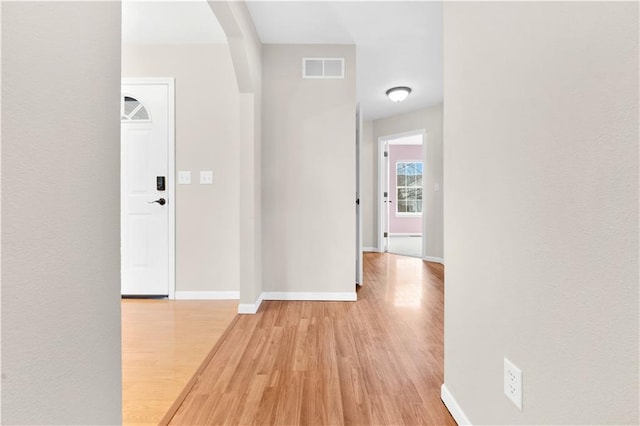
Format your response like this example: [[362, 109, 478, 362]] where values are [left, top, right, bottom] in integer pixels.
[[395, 160, 423, 217]]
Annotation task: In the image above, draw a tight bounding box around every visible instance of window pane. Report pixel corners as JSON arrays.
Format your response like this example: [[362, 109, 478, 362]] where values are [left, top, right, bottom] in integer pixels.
[[397, 163, 407, 176], [406, 175, 416, 187], [416, 188, 423, 200], [397, 174, 407, 187], [132, 107, 149, 120], [415, 175, 422, 187], [397, 201, 408, 213], [397, 188, 407, 200], [406, 188, 415, 200], [124, 97, 139, 115]]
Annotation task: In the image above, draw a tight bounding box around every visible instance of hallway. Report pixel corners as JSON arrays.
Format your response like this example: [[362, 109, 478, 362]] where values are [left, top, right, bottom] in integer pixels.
[[164, 253, 453, 425]]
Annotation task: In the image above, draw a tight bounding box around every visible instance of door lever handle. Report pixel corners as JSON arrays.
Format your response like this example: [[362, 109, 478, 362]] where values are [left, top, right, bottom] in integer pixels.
[[149, 198, 166, 206]]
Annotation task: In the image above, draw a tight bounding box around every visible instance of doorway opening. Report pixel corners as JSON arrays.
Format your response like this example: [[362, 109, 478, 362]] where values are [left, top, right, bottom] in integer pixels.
[[378, 130, 425, 258]]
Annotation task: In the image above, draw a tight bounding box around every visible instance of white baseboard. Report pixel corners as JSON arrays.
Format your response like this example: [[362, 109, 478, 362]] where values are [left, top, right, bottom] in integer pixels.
[[237, 291, 356, 314], [262, 292, 357, 301], [363, 246, 378, 252], [389, 233, 422, 237], [238, 293, 263, 315], [441, 384, 472, 425], [174, 291, 239, 300], [423, 256, 444, 265]]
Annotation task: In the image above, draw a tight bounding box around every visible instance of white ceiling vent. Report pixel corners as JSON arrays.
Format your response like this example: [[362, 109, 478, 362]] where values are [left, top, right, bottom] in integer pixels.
[[303, 58, 345, 79]]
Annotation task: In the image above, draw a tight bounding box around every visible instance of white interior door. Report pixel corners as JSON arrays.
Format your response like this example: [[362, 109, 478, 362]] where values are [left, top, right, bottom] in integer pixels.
[[383, 141, 390, 252], [121, 81, 172, 296], [356, 105, 363, 285]]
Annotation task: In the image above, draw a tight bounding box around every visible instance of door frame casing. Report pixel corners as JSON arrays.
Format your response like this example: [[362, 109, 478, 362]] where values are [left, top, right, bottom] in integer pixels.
[[121, 77, 176, 299], [356, 103, 363, 285], [377, 129, 426, 255]]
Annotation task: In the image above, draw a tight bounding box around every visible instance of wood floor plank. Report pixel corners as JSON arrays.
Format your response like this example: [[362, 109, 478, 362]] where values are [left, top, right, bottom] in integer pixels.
[[167, 253, 455, 425], [121, 299, 238, 426]]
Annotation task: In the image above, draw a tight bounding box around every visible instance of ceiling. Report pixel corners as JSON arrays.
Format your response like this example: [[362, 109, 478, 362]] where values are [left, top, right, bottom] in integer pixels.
[[122, 1, 227, 45], [122, 1, 443, 121], [246, 1, 443, 121]]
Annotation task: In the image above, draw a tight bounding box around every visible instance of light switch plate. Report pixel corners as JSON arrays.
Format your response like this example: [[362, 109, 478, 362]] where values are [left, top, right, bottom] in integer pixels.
[[178, 171, 191, 185], [504, 358, 523, 410], [200, 171, 213, 184]]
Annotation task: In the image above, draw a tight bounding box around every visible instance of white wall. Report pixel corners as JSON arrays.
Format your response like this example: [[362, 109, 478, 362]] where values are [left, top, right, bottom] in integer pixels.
[[122, 44, 241, 294], [361, 105, 444, 259], [443, 2, 638, 424], [262, 44, 356, 297], [1, 2, 122, 423]]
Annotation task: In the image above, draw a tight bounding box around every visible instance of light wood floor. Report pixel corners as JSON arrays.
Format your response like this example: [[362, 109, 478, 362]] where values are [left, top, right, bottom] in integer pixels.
[[165, 253, 455, 425], [122, 299, 238, 425]]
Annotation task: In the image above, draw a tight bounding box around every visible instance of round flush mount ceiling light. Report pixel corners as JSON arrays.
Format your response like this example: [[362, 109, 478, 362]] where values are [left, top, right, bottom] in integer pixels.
[[386, 86, 412, 103]]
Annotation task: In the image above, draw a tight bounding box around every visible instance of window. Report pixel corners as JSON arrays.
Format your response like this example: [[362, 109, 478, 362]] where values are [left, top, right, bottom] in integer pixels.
[[121, 96, 150, 121], [396, 161, 423, 214]]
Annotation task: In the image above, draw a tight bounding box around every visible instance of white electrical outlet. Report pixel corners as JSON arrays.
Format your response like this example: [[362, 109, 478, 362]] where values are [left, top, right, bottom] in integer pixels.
[[178, 171, 191, 185], [504, 358, 523, 410]]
